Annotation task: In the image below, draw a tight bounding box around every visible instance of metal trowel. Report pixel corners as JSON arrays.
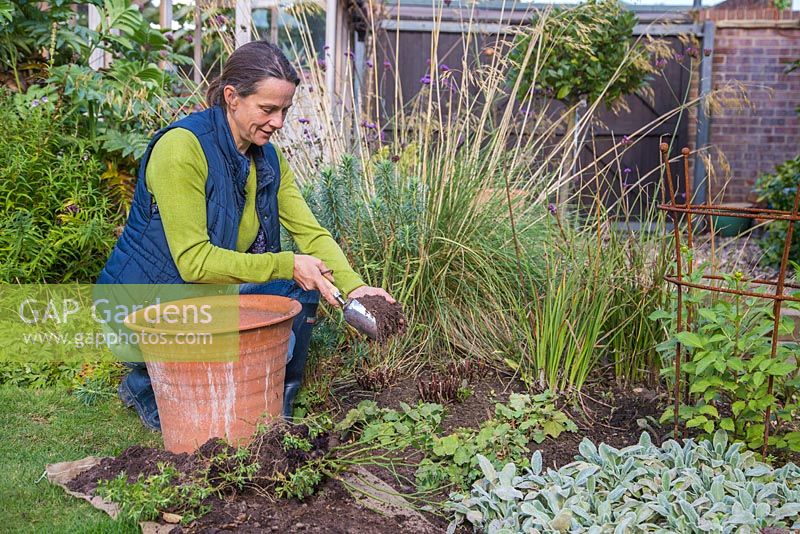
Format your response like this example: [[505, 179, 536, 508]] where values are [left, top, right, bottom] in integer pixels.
[[332, 290, 378, 340]]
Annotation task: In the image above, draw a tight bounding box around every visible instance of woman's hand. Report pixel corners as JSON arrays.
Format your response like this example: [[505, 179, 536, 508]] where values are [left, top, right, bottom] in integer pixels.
[[348, 285, 396, 304], [293, 254, 340, 307]]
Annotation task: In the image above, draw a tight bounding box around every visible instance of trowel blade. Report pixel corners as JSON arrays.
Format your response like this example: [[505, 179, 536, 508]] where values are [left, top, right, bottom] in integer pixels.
[[343, 299, 378, 340]]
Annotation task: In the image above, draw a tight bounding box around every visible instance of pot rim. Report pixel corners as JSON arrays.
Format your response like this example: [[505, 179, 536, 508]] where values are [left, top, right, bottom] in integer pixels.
[[123, 294, 302, 336]]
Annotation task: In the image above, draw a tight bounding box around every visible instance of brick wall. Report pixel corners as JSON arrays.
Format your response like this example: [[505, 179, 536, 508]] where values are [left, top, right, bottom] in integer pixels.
[[701, 5, 800, 203]]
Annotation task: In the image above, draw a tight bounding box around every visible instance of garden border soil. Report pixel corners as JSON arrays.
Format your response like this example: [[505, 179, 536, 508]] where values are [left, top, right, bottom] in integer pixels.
[[50, 370, 671, 532]]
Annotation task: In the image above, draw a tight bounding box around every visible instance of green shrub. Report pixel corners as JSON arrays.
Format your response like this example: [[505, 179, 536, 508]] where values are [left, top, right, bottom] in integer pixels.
[[753, 155, 799, 268], [653, 269, 800, 452], [1, 0, 198, 214], [0, 361, 82, 389], [508, 0, 653, 106], [447, 430, 800, 532], [0, 92, 120, 283]]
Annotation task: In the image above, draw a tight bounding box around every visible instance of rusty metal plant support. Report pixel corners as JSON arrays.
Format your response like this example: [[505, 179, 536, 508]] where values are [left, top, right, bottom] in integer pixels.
[[658, 143, 800, 456]]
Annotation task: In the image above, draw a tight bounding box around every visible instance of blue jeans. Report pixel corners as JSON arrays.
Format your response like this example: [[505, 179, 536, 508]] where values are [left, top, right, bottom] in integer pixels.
[[119, 280, 319, 430]]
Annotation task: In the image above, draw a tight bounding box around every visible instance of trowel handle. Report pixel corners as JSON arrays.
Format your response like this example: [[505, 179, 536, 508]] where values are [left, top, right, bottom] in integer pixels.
[[332, 291, 347, 308], [319, 277, 347, 308]]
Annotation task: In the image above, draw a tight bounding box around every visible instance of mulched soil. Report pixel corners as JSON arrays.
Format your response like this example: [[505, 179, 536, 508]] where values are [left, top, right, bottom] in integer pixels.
[[65, 370, 667, 533], [692, 234, 796, 283], [340, 369, 666, 469], [357, 295, 407, 343]]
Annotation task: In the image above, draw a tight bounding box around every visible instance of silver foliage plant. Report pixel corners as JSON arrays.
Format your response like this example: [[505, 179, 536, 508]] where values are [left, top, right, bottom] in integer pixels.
[[446, 430, 800, 533]]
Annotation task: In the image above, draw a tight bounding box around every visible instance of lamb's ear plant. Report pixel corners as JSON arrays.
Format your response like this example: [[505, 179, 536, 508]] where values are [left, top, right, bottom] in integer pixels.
[[447, 430, 800, 532]]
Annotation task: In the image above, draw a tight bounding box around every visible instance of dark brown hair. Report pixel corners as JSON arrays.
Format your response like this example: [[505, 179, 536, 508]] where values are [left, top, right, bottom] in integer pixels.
[[206, 41, 300, 108]]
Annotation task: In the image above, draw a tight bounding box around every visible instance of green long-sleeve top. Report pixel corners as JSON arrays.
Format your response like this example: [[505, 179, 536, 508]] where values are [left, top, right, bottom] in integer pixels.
[[145, 128, 365, 296]]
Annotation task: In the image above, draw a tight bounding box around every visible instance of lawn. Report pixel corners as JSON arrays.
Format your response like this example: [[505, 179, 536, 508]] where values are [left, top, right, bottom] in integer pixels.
[[0, 386, 160, 533]]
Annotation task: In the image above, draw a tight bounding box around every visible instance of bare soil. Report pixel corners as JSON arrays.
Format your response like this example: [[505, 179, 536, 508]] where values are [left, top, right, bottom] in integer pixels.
[[65, 371, 666, 532], [346, 370, 665, 469], [692, 234, 796, 282]]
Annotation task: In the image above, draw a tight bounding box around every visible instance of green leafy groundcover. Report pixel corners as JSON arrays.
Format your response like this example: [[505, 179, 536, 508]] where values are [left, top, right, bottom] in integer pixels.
[[447, 430, 800, 533], [336, 392, 577, 492]]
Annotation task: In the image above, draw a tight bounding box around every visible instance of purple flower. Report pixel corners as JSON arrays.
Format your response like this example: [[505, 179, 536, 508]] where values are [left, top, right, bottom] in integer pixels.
[[420, 74, 431, 85], [391, 155, 400, 162], [655, 58, 668, 69], [440, 64, 450, 72], [64, 203, 80, 214], [621, 135, 631, 146], [674, 53, 684, 61], [703, 48, 712, 57], [623, 167, 632, 175], [366, 59, 373, 68], [185, 34, 194, 44], [686, 47, 699, 59], [298, 117, 310, 124], [41, 96, 48, 103], [215, 14, 227, 25], [346, 51, 355, 61], [383, 59, 391, 70], [317, 58, 327, 70], [323, 45, 330, 51], [165, 32, 174, 43], [548, 203, 557, 215], [31, 99, 40, 108]]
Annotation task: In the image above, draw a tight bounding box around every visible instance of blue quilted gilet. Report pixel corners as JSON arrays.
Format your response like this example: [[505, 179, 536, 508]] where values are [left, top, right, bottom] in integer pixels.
[[97, 106, 282, 285]]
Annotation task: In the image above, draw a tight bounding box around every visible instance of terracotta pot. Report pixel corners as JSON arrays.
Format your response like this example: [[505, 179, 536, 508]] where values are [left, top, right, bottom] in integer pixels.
[[125, 294, 301, 453]]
